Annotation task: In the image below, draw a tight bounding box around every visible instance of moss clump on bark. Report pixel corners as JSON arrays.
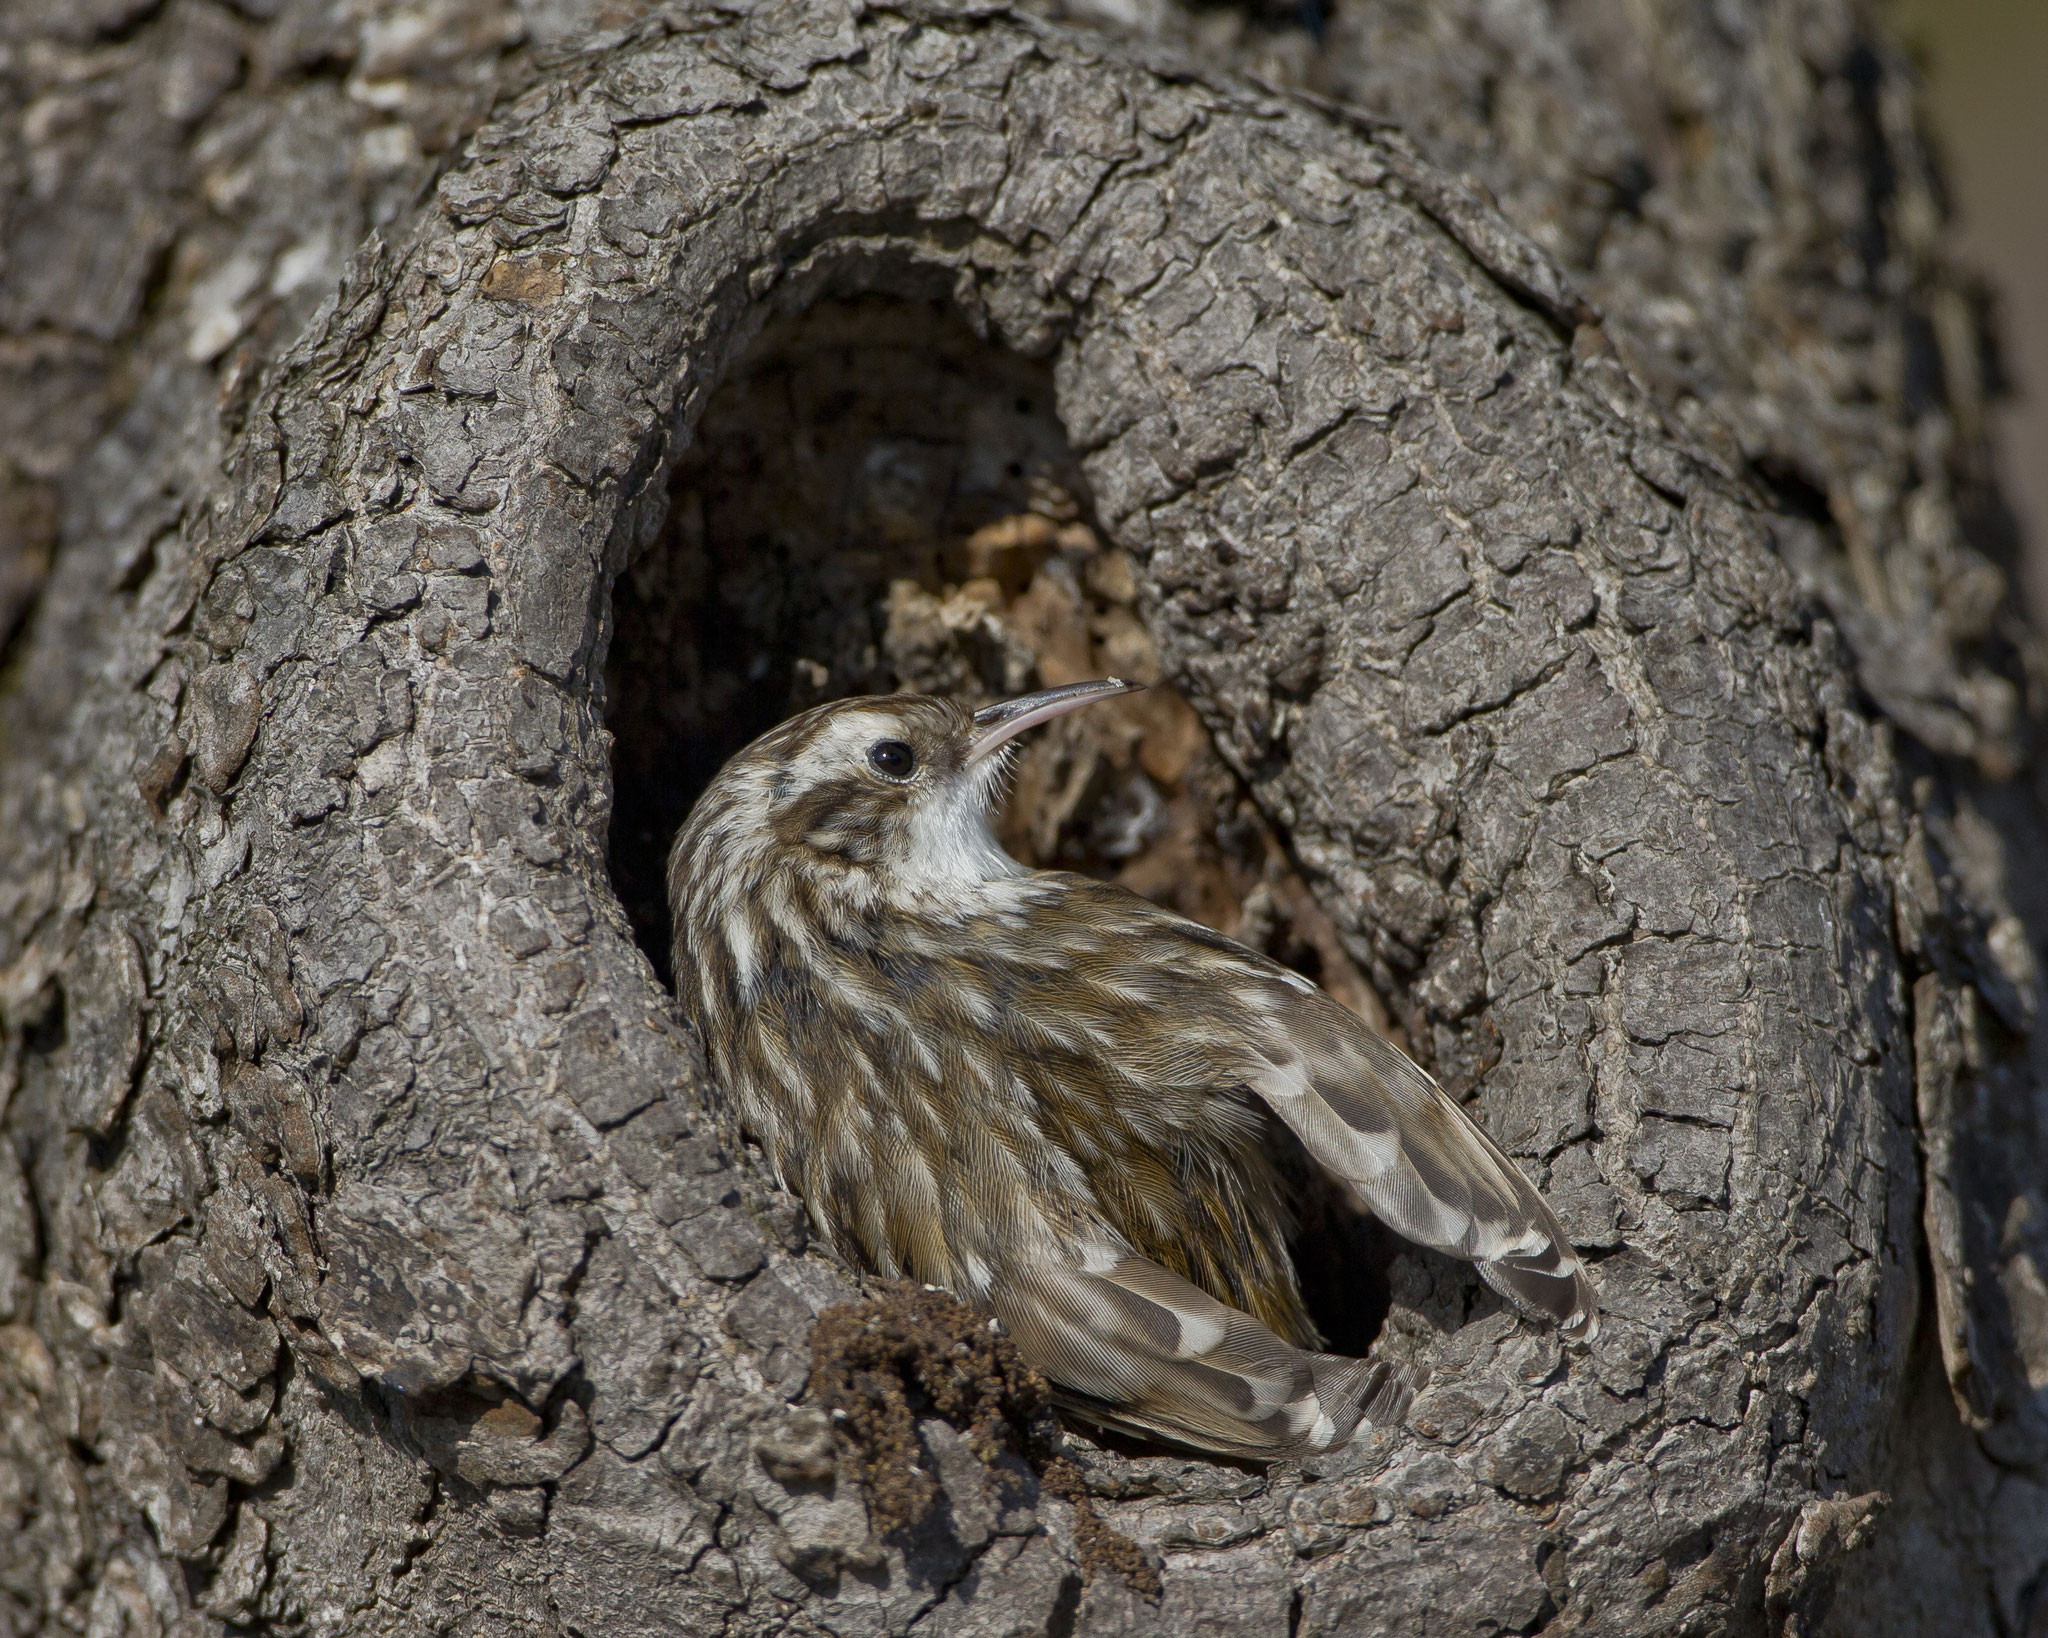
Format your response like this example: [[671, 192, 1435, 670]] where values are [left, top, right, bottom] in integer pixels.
[[808, 1282, 1161, 1598]]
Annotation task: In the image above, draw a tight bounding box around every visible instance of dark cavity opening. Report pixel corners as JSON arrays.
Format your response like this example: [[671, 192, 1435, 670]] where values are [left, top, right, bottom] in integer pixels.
[[602, 295, 1092, 981], [602, 293, 1391, 1358]]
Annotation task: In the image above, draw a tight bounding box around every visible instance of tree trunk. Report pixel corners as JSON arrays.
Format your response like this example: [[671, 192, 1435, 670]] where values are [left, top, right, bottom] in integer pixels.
[[1, 3, 2042, 1636]]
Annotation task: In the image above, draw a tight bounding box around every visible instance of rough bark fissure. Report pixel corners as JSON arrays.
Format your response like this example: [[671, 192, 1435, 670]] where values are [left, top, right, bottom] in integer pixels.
[[1, 2, 2044, 1636]]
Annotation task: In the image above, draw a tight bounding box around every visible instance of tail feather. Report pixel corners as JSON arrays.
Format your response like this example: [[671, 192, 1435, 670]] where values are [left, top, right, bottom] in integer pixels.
[[998, 1244, 1417, 1460], [1309, 1350, 1419, 1430]]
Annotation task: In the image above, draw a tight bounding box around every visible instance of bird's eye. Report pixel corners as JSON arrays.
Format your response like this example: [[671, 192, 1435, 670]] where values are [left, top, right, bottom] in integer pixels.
[[867, 739, 917, 780]]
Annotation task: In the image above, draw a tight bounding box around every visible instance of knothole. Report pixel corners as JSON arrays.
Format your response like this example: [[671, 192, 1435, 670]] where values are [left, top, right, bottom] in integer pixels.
[[599, 293, 1464, 1368]]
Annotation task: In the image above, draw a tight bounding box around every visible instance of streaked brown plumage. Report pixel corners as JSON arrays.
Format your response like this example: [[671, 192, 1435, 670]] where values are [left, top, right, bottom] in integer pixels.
[[669, 681, 1597, 1460]]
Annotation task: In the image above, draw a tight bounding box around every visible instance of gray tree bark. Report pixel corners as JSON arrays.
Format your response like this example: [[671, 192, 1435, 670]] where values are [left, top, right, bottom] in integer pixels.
[[1, 3, 2043, 1636]]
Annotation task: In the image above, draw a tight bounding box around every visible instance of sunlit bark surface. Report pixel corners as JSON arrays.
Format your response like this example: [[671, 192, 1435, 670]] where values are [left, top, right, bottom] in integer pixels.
[[0, 3, 2042, 1634]]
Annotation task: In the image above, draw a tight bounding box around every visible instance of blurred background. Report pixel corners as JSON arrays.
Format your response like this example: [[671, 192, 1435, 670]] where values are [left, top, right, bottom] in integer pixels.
[[1893, 0, 2048, 625]]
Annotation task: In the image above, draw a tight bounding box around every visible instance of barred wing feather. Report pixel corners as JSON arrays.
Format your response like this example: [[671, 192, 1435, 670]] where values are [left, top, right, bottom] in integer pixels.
[[1001, 1244, 1416, 1460], [1238, 977, 1599, 1338], [1017, 877, 1600, 1343]]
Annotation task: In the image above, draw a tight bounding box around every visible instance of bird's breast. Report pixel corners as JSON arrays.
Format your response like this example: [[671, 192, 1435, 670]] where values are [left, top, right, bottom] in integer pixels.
[[684, 880, 1317, 1345]]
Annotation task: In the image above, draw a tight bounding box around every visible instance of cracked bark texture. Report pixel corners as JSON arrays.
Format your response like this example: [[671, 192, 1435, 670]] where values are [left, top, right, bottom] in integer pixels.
[[1, 2, 2044, 1636]]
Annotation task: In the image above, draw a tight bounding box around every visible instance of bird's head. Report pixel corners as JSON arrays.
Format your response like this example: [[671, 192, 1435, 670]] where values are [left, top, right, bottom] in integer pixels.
[[678, 679, 1143, 896]]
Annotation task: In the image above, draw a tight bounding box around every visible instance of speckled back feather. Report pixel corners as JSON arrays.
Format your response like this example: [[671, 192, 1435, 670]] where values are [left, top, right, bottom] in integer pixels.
[[670, 691, 1596, 1459]]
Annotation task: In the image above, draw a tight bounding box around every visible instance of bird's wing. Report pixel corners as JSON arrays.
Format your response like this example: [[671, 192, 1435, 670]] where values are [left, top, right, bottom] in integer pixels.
[[1020, 876, 1598, 1338], [996, 1239, 1415, 1460], [1227, 968, 1599, 1337]]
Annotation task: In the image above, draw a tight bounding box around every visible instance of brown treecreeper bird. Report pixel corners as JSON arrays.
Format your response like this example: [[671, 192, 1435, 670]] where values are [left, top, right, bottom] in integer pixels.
[[669, 681, 1597, 1460]]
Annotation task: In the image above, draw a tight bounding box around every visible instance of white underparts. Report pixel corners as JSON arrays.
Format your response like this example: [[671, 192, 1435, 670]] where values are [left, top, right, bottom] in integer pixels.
[[892, 752, 1025, 898]]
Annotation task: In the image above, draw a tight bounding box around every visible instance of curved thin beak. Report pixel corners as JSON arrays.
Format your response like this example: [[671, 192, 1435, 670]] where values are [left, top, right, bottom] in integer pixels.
[[967, 678, 1145, 763]]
